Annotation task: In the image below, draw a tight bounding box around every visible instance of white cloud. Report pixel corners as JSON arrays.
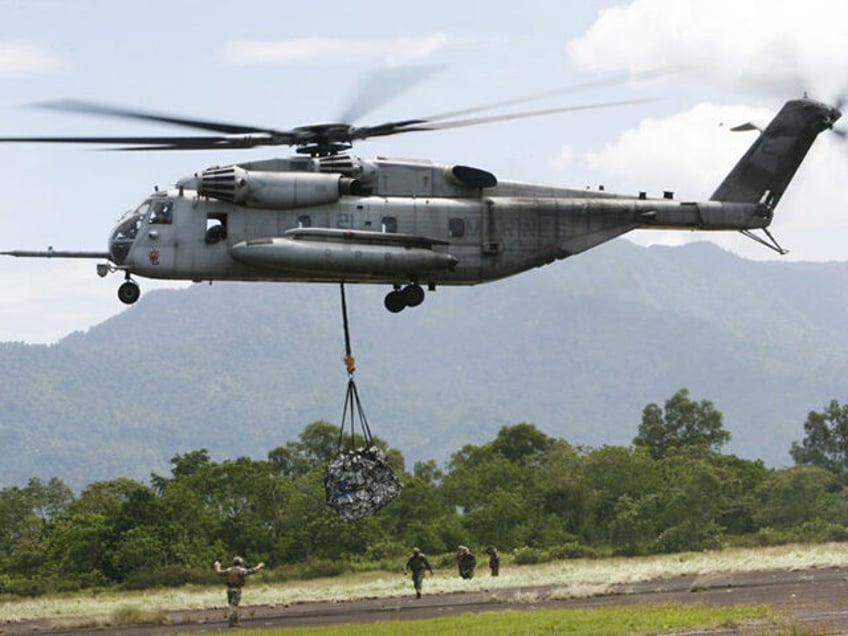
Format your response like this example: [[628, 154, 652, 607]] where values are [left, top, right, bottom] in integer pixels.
[[568, 0, 848, 99], [586, 103, 771, 198], [0, 42, 66, 76], [223, 33, 449, 66], [550, 144, 575, 172], [566, 0, 848, 262]]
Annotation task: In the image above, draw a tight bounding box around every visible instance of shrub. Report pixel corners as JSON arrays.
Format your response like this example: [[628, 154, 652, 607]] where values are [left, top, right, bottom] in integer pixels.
[[109, 604, 168, 626], [265, 559, 349, 581], [793, 519, 848, 543], [513, 547, 546, 565], [655, 522, 724, 554], [547, 542, 600, 560], [122, 565, 213, 591]]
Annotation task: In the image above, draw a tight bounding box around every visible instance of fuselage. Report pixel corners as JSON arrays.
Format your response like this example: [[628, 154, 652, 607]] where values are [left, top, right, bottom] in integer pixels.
[[110, 155, 771, 289]]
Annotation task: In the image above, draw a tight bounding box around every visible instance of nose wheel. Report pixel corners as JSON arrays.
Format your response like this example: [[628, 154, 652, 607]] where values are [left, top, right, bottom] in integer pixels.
[[117, 279, 140, 305], [384, 284, 425, 313]]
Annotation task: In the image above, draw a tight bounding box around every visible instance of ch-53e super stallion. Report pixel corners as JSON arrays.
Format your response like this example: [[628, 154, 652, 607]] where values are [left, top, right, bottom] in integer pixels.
[[0, 78, 840, 312]]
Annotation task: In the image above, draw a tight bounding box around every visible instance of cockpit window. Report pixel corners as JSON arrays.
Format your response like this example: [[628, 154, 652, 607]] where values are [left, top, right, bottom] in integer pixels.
[[110, 201, 150, 265], [149, 201, 173, 224], [133, 201, 151, 217], [113, 214, 143, 241]]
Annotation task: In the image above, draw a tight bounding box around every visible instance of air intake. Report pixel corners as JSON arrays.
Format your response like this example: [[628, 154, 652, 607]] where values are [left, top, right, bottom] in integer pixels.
[[198, 166, 238, 202]]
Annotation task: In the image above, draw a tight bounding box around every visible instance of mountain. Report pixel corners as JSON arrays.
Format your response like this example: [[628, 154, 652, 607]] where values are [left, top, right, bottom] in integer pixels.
[[2, 240, 847, 489]]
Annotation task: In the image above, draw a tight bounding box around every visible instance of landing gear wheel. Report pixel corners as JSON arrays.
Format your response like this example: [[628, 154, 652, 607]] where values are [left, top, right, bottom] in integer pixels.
[[118, 280, 140, 305], [384, 290, 406, 313], [402, 284, 425, 307]]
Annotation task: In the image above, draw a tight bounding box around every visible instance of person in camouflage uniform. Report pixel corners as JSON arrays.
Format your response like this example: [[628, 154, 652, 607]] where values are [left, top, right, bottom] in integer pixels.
[[214, 556, 265, 627], [456, 545, 476, 579], [485, 545, 500, 576], [404, 547, 433, 599]]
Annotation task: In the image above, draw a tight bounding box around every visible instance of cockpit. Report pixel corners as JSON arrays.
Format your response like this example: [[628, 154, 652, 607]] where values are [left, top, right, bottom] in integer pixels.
[[109, 198, 175, 264], [109, 201, 146, 264]]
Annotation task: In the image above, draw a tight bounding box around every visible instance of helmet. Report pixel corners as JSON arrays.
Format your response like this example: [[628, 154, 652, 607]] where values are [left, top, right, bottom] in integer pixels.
[[412, 547, 421, 555], [233, 556, 244, 566]]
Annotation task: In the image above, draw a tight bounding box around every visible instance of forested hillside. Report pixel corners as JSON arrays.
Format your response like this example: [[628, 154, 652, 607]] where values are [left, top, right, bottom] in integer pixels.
[[1, 240, 847, 488]]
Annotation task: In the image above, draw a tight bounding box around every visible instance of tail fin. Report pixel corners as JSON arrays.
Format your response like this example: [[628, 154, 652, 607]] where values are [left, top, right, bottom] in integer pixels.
[[711, 99, 839, 206]]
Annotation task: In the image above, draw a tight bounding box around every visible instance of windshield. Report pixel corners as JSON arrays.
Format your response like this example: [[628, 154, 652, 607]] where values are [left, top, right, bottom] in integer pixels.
[[109, 200, 150, 263], [113, 201, 150, 240]]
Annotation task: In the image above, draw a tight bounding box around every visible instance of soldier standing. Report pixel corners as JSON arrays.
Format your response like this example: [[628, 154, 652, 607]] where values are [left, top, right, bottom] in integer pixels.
[[404, 547, 433, 599], [214, 556, 265, 627], [485, 545, 500, 576], [456, 545, 476, 579]]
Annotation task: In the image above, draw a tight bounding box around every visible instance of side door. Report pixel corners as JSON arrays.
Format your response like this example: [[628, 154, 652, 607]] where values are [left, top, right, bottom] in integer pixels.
[[481, 198, 503, 254]]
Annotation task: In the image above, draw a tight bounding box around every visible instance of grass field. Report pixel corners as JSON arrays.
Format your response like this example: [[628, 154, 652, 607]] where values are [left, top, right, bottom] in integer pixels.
[[3, 542, 845, 631], [201, 605, 780, 636]]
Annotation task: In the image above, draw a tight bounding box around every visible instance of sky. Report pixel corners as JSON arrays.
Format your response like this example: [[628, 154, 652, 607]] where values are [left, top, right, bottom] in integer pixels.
[[1, 0, 847, 343]]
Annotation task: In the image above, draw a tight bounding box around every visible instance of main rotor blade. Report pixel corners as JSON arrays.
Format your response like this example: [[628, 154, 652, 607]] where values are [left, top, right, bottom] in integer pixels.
[[338, 65, 443, 123], [419, 65, 687, 123], [4, 71, 669, 153], [354, 98, 656, 139], [0, 134, 292, 150], [32, 99, 277, 135]]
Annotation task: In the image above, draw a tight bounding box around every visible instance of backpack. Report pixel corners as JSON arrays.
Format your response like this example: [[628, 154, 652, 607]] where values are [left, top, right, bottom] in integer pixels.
[[225, 567, 244, 586]]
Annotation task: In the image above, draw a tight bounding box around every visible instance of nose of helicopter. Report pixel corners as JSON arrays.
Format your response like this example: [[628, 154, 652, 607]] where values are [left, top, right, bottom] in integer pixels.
[[108, 210, 144, 265], [108, 232, 131, 265]]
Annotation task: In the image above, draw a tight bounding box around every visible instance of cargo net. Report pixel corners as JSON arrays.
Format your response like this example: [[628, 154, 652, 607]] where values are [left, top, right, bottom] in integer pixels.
[[324, 377, 401, 521]]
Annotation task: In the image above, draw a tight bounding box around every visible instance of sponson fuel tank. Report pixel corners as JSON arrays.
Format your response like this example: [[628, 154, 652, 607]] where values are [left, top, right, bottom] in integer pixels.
[[230, 228, 458, 275]]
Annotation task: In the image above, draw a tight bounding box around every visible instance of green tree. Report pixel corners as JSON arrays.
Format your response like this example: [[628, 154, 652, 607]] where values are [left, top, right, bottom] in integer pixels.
[[790, 399, 848, 483], [535, 440, 587, 535], [111, 526, 168, 576], [26, 477, 73, 523], [633, 388, 730, 460], [653, 452, 725, 553], [43, 510, 113, 584], [151, 449, 212, 492], [709, 454, 771, 535], [441, 425, 556, 549], [489, 423, 554, 464], [375, 470, 458, 556], [607, 493, 659, 555], [581, 445, 663, 545], [412, 459, 443, 485], [0, 478, 73, 576], [71, 478, 151, 518], [268, 420, 404, 477], [268, 421, 339, 478], [0, 486, 45, 573], [753, 465, 843, 528]]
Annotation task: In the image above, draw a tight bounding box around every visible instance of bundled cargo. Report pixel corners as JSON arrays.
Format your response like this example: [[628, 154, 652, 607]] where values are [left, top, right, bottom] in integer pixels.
[[324, 285, 402, 521], [324, 445, 401, 521]]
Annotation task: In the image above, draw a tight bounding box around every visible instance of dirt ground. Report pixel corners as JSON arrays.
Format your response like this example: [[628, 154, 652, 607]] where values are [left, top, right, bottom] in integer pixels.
[[4, 566, 848, 635]]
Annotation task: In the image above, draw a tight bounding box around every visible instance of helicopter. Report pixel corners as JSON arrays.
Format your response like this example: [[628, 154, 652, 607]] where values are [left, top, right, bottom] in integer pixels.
[[0, 79, 840, 312]]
